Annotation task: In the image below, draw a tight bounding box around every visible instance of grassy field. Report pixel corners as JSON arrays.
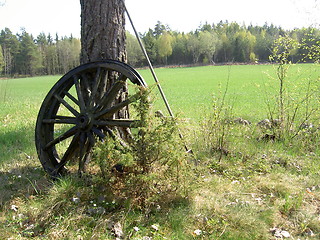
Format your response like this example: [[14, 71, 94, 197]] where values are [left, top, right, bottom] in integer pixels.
[[140, 64, 319, 121], [1, 63, 320, 239]]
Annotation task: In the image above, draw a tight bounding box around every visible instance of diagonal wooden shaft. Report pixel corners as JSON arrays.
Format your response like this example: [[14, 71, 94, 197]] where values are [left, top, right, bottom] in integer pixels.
[[123, 2, 174, 118], [123, 2, 195, 156]]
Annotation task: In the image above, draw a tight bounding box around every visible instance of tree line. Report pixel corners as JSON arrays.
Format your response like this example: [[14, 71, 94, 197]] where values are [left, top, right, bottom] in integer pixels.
[[127, 21, 320, 67], [0, 21, 319, 76], [0, 28, 80, 76]]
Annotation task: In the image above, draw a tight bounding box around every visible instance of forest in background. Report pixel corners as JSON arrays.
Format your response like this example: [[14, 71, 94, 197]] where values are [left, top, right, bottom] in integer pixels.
[[0, 21, 319, 76]]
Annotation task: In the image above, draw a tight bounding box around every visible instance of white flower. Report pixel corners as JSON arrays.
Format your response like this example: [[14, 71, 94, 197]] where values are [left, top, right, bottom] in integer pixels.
[[133, 226, 140, 232], [142, 237, 152, 240], [280, 231, 291, 238], [11, 205, 18, 212], [194, 229, 202, 236], [72, 197, 80, 204], [151, 224, 159, 231]]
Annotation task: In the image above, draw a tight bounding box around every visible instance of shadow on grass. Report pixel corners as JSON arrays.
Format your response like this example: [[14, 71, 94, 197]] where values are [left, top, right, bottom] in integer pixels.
[[0, 123, 52, 209], [0, 123, 37, 164], [0, 165, 51, 209]]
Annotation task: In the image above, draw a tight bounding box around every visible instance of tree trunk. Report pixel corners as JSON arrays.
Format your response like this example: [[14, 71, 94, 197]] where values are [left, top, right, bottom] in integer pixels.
[[80, 0, 129, 140], [80, 0, 127, 64]]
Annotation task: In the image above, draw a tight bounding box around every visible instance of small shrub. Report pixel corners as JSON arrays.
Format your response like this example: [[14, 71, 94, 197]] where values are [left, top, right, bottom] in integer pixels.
[[92, 87, 191, 209], [196, 82, 235, 161]]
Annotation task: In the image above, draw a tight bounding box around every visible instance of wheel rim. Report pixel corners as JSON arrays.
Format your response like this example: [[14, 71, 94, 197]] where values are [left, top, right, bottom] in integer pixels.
[[35, 60, 147, 177]]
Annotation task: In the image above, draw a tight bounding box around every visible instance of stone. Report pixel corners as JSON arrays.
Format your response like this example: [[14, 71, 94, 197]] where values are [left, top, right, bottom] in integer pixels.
[[113, 222, 123, 238], [257, 119, 271, 128], [280, 230, 291, 238], [233, 117, 251, 126], [270, 228, 291, 238]]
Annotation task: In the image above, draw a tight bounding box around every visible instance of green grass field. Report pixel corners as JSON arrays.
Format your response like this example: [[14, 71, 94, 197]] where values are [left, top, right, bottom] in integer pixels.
[[139, 64, 319, 121], [1, 63, 320, 239], [1, 64, 318, 121]]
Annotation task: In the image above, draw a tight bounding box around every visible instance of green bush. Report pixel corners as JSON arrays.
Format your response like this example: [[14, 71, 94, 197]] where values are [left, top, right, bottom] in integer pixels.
[[92, 88, 191, 209]]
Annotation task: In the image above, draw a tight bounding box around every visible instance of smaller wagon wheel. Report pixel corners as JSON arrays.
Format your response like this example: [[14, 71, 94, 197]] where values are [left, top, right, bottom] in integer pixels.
[[35, 60, 147, 178]]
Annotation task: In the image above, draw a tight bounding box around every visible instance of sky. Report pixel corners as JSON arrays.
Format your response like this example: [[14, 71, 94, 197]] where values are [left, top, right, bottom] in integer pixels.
[[0, 0, 319, 38]]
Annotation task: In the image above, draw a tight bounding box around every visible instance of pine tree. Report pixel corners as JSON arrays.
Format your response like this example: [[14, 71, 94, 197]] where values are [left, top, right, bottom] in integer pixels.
[[16, 29, 42, 75], [0, 45, 4, 74], [0, 28, 19, 75]]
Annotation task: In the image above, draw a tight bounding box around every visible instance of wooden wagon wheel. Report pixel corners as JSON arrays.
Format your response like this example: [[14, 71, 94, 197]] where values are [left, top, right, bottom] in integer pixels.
[[35, 60, 147, 178]]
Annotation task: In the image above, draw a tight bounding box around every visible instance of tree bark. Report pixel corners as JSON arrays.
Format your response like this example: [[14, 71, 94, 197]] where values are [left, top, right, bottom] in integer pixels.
[[80, 0, 129, 140], [80, 0, 127, 64]]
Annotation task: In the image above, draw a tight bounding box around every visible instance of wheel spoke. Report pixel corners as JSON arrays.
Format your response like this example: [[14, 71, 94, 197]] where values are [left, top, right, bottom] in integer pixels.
[[78, 132, 87, 174], [94, 92, 140, 119], [53, 132, 80, 173], [94, 119, 140, 128], [84, 131, 95, 160], [44, 126, 78, 150], [42, 116, 77, 124], [54, 94, 80, 117], [63, 91, 79, 106], [92, 127, 106, 140], [89, 67, 102, 108], [116, 73, 127, 82], [73, 75, 86, 112], [87, 130, 96, 147], [94, 79, 127, 112], [80, 73, 92, 101]]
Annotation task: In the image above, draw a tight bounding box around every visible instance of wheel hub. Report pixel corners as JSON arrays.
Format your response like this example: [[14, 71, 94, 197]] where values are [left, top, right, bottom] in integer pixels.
[[77, 114, 93, 130]]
